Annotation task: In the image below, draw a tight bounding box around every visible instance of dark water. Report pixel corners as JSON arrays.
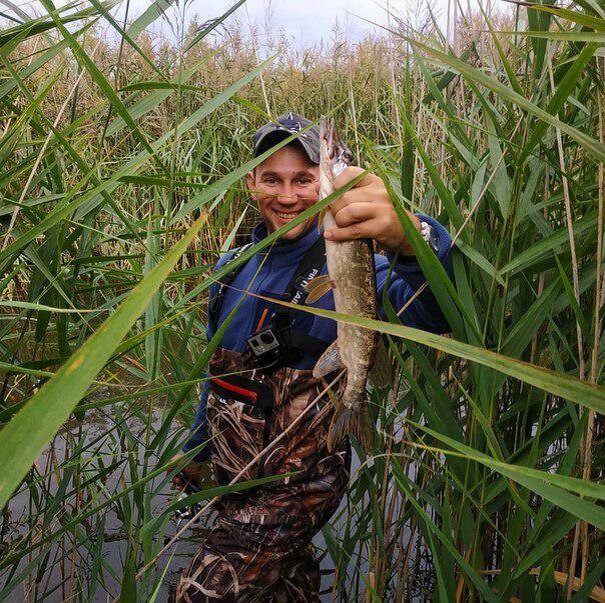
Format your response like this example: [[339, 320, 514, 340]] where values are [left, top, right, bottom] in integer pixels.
[[1, 403, 355, 602]]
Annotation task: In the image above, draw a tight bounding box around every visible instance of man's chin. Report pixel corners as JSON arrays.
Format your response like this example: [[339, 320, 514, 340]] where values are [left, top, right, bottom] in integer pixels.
[[281, 226, 304, 239], [272, 219, 313, 240]]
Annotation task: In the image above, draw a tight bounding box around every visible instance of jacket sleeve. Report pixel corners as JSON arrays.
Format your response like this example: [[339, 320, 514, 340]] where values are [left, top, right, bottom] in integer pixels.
[[180, 251, 235, 461], [180, 380, 211, 461], [376, 214, 453, 334]]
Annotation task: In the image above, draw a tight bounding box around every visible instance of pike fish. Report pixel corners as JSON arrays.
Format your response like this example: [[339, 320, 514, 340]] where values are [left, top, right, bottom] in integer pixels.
[[305, 117, 389, 451]]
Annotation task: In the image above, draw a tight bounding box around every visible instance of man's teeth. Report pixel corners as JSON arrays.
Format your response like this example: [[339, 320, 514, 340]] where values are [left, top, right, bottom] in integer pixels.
[[276, 211, 300, 219]]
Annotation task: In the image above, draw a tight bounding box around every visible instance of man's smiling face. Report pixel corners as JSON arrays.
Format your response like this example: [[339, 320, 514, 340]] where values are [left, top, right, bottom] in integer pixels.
[[246, 143, 320, 240]]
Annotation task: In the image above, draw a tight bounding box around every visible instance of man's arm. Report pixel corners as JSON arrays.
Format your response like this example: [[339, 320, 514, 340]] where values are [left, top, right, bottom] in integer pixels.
[[171, 250, 238, 485], [180, 380, 212, 461], [377, 214, 452, 333]]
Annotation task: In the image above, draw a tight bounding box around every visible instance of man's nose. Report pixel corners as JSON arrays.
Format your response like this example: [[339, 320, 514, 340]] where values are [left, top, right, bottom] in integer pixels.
[[277, 182, 296, 203]]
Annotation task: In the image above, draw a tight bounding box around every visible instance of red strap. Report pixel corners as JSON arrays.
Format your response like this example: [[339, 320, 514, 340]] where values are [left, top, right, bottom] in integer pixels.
[[211, 377, 258, 402]]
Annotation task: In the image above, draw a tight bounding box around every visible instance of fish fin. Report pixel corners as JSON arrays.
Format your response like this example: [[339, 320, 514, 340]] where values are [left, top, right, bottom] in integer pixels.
[[327, 403, 373, 452], [305, 282, 333, 304], [304, 275, 333, 304], [313, 340, 345, 379], [317, 207, 329, 229], [369, 339, 391, 388], [305, 274, 332, 293]]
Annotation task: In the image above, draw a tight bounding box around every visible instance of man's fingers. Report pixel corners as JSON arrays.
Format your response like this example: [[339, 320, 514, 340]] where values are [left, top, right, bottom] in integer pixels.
[[330, 180, 386, 215], [332, 202, 378, 227], [330, 188, 375, 215], [324, 219, 380, 242], [172, 475, 185, 491], [332, 166, 373, 191]]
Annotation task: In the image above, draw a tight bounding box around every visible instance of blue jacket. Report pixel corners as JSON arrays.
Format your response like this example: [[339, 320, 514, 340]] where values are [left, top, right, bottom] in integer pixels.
[[182, 215, 453, 460]]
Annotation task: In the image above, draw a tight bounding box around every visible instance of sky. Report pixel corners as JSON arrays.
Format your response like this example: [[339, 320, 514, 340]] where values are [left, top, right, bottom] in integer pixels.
[[174, 0, 405, 45], [12, 0, 465, 47]]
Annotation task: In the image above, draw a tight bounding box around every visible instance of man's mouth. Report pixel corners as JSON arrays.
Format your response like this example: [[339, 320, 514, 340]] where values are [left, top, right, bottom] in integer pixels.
[[275, 211, 301, 220]]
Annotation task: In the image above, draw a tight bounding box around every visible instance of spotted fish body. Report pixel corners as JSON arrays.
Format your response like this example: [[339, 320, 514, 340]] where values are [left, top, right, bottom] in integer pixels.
[[313, 117, 383, 450]]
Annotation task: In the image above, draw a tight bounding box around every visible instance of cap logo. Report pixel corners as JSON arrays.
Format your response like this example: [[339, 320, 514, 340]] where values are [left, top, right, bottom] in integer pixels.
[[280, 116, 309, 138]]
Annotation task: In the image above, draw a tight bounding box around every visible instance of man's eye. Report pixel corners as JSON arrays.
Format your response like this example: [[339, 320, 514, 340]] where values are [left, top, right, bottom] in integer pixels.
[[296, 179, 312, 185], [263, 178, 278, 185]]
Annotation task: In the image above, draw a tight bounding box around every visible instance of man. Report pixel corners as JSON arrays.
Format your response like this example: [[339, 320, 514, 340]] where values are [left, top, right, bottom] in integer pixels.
[[174, 112, 452, 602]]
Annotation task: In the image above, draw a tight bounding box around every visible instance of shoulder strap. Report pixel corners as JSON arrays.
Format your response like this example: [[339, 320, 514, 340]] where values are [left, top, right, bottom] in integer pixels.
[[282, 237, 330, 359], [208, 242, 253, 325], [285, 237, 326, 306]]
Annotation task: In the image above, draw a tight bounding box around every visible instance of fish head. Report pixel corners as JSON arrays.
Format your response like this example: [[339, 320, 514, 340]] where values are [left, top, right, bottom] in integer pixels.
[[320, 117, 353, 179]]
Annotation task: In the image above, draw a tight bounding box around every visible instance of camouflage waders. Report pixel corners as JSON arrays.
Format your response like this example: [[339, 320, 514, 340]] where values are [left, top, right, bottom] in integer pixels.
[[176, 348, 350, 602]]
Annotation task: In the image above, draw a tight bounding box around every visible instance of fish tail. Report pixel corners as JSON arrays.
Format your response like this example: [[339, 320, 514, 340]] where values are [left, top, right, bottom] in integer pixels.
[[327, 403, 373, 452]]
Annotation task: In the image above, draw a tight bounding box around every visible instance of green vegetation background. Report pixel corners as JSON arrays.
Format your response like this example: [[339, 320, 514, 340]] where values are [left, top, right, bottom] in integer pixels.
[[0, 0, 603, 600]]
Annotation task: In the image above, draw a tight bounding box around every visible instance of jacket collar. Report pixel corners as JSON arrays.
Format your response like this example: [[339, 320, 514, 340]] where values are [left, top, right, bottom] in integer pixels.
[[252, 218, 322, 267]]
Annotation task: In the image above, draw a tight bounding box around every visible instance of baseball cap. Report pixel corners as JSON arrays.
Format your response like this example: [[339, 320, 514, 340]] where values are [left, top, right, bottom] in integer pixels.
[[253, 112, 320, 164]]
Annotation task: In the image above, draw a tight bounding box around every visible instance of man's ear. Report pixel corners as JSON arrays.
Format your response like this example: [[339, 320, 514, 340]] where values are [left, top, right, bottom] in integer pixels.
[[246, 170, 256, 200]]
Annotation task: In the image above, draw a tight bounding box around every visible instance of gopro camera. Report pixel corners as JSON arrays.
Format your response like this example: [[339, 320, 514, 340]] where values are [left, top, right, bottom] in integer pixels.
[[246, 326, 281, 358], [245, 312, 298, 368]]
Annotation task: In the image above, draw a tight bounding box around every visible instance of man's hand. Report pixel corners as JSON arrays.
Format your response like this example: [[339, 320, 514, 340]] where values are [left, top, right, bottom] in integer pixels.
[[323, 166, 421, 256], [169, 452, 213, 491]]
